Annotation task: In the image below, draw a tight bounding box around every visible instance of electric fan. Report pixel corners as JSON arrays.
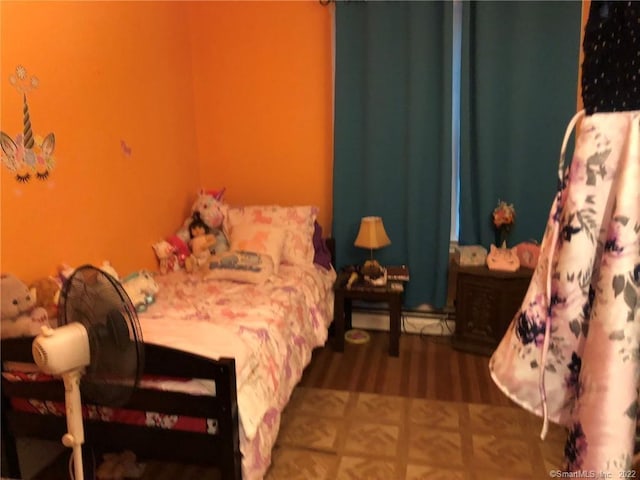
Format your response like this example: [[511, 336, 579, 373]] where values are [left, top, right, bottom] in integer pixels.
[[32, 265, 145, 480]]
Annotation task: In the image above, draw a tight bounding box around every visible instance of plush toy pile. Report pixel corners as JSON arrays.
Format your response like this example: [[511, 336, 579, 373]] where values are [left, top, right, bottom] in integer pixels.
[[96, 450, 145, 480], [58, 263, 159, 313], [0, 273, 54, 339], [29, 276, 61, 320], [153, 188, 230, 274], [1, 191, 221, 338], [0, 262, 150, 340]]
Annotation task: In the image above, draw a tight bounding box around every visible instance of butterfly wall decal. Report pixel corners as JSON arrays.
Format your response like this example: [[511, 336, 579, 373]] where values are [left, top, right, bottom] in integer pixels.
[[120, 140, 132, 157]]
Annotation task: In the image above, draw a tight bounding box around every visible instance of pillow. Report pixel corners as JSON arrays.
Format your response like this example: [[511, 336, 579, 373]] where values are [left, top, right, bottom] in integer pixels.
[[229, 223, 286, 274], [312, 221, 332, 270], [224, 205, 317, 266], [204, 251, 274, 284]]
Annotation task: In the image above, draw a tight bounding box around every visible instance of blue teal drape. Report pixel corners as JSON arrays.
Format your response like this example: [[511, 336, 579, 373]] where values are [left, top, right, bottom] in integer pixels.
[[459, 1, 581, 248], [333, 1, 453, 309]]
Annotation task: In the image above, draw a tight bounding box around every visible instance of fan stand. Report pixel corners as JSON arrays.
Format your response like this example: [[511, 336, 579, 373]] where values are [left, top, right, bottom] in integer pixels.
[[61, 370, 85, 480]]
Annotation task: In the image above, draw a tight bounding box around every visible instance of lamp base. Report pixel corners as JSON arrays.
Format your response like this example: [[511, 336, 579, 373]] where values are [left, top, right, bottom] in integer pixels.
[[345, 329, 371, 345]]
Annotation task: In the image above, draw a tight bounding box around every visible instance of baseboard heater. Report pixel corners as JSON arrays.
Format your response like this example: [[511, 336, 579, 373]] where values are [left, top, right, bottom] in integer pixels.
[[351, 308, 456, 336]]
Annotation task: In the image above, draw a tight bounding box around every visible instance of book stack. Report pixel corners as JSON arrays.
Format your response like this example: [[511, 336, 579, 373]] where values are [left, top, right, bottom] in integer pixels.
[[386, 265, 410, 282]]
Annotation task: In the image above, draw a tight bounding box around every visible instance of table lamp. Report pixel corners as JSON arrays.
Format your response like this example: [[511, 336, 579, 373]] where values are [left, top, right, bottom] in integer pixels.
[[354, 216, 391, 282]]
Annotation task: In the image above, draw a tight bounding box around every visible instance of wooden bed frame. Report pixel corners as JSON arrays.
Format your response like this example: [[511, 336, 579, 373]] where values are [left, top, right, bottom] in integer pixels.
[[1, 338, 242, 479], [1, 238, 336, 480]]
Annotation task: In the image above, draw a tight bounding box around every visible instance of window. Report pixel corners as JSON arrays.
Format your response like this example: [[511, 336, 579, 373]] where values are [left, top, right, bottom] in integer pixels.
[[450, 0, 462, 243]]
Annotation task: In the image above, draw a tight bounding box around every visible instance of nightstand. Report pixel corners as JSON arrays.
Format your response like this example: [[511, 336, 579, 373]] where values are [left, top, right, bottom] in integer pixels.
[[333, 271, 404, 356], [452, 265, 533, 356]]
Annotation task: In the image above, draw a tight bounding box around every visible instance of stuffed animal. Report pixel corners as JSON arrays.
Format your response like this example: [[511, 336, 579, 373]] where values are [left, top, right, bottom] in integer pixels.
[[58, 262, 120, 284], [99, 261, 120, 280], [29, 276, 61, 322], [165, 235, 190, 268], [515, 241, 541, 269], [185, 212, 215, 273], [96, 450, 145, 480], [121, 270, 159, 312], [57, 263, 76, 284], [1, 273, 51, 339], [176, 189, 229, 254], [192, 187, 226, 229], [486, 244, 521, 272], [152, 240, 180, 274], [184, 211, 230, 273]]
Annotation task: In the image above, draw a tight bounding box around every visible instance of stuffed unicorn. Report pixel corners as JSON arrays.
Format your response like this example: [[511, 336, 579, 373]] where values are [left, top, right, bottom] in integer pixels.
[[192, 187, 226, 229], [176, 189, 228, 243], [176, 189, 229, 257]]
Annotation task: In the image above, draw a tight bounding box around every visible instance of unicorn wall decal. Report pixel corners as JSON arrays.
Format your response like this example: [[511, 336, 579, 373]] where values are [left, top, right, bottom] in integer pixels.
[[0, 65, 56, 183]]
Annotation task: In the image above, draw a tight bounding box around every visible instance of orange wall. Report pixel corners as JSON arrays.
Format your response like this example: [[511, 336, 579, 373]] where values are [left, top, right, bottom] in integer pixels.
[[1, 1, 200, 283], [186, 1, 334, 232], [1, 1, 335, 284]]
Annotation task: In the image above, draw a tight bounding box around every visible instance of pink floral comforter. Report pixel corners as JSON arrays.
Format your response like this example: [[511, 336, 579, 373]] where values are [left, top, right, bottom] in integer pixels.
[[138, 263, 336, 479]]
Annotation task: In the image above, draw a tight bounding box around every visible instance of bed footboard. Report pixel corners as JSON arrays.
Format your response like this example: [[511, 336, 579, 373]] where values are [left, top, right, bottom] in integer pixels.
[[1, 337, 242, 480]]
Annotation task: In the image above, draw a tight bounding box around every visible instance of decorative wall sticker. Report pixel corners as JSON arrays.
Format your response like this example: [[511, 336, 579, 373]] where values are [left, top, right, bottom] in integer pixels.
[[120, 139, 132, 157], [0, 65, 56, 183]]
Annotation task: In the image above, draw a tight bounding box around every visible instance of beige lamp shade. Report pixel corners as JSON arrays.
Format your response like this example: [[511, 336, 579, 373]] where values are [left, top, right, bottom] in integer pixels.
[[354, 216, 391, 250]]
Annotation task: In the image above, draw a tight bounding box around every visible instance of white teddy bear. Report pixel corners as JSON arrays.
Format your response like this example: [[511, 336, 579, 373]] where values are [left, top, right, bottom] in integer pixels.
[[1, 273, 51, 339]]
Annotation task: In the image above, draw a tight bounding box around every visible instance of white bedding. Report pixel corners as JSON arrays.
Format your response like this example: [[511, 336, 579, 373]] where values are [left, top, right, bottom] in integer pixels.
[[137, 262, 336, 479]]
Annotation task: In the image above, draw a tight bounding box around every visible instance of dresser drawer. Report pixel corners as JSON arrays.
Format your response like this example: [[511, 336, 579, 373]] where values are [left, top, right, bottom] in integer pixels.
[[452, 266, 533, 356]]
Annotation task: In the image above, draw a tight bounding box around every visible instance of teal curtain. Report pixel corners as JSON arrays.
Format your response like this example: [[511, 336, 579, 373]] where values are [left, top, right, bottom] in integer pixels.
[[333, 1, 453, 309], [459, 1, 581, 248]]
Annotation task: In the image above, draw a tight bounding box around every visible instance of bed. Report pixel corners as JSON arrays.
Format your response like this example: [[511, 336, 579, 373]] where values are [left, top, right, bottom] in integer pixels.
[[1, 202, 337, 480]]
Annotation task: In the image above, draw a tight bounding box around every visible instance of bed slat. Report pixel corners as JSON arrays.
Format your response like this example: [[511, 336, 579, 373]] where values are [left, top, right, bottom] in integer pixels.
[[1, 337, 242, 480], [2, 380, 232, 419], [7, 411, 240, 468]]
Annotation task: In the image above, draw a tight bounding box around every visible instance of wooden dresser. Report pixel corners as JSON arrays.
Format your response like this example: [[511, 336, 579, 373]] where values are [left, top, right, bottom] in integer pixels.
[[452, 265, 533, 356]]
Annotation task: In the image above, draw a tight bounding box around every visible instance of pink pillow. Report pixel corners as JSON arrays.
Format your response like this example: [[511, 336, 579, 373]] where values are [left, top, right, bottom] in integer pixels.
[[229, 223, 286, 273], [224, 205, 317, 266]]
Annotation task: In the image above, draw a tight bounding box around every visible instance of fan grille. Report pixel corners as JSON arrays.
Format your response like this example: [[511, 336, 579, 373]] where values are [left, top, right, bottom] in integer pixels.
[[58, 265, 144, 407]]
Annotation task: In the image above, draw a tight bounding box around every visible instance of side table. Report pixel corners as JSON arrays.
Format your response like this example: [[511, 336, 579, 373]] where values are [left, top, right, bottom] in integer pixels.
[[452, 265, 533, 356], [333, 272, 404, 357]]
